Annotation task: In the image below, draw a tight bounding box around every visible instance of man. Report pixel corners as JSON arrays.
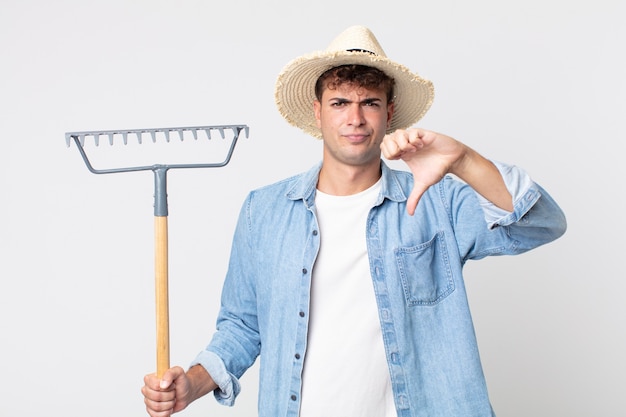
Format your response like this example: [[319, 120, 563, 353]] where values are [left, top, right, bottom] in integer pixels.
[[142, 25, 566, 417]]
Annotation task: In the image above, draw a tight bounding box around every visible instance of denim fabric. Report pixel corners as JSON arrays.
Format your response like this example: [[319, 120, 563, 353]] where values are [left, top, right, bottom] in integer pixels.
[[191, 160, 566, 417]]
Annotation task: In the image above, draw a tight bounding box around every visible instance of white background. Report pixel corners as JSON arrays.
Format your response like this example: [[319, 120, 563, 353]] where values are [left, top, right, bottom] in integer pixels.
[[1, 0, 624, 416]]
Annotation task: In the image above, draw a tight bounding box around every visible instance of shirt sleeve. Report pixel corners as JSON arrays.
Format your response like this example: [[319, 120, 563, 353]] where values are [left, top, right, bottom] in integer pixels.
[[190, 350, 241, 406], [477, 160, 542, 229]]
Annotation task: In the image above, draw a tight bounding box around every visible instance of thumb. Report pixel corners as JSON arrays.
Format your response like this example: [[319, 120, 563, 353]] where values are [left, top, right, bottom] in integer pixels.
[[406, 182, 428, 216], [158, 366, 183, 390], [159, 378, 172, 390]]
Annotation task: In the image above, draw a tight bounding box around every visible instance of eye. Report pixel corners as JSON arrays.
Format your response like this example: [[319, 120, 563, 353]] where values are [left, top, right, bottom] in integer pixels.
[[363, 99, 380, 107]]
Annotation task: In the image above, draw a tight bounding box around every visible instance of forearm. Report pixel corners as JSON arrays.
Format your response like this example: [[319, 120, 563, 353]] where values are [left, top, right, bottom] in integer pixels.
[[451, 147, 513, 212], [186, 364, 218, 403]]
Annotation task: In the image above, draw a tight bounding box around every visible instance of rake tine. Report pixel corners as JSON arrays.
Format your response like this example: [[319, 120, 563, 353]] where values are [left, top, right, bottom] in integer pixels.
[[122, 132, 129, 145], [94, 133, 100, 147], [150, 131, 157, 143], [108, 133, 114, 146], [218, 127, 225, 139], [244, 125, 250, 138], [164, 130, 170, 143], [137, 131, 143, 144], [177, 129, 184, 142], [191, 129, 198, 140], [204, 128, 212, 140], [79, 134, 86, 147]]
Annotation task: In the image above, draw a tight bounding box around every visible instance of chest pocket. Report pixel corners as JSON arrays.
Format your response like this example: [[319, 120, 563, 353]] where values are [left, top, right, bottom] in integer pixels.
[[394, 231, 455, 306]]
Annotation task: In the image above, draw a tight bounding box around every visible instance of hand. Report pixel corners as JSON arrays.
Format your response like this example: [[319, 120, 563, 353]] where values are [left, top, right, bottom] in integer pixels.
[[381, 128, 467, 215], [142, 367, 191, 417]]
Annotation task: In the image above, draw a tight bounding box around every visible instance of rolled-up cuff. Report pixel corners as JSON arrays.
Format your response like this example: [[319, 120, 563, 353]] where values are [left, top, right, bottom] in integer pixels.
[[478, 161, 540, 229], [190, 350, 241, 406]]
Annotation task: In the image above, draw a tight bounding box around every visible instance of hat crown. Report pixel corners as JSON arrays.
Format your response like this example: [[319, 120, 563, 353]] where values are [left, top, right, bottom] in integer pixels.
[[325, 25, 387, 58]]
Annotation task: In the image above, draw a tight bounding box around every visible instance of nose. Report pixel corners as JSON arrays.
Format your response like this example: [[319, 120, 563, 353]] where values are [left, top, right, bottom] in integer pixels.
[[346, 103, 365, 126]]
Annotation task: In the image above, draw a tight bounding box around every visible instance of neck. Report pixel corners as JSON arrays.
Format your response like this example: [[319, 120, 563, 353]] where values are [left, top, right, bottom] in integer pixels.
[[317, 160, 381, 196]]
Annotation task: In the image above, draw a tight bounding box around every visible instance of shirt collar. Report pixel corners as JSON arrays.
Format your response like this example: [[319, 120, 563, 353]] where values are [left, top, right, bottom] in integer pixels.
[[286, 160, 408, 207]]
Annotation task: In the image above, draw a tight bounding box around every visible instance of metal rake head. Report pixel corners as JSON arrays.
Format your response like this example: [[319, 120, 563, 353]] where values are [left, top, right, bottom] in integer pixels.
[[65, 124, 249, 174]]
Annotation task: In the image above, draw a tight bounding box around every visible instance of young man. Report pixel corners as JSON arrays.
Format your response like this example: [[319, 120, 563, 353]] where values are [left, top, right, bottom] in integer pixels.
[[142, 26, 566, 417]]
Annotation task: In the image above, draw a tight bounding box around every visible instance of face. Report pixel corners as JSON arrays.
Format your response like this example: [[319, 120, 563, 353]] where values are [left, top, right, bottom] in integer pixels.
[[314, 83, 394, 171]]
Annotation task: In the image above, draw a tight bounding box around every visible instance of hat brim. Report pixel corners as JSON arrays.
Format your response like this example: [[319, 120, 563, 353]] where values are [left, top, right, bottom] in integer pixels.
[[275, 50, 435, 139]]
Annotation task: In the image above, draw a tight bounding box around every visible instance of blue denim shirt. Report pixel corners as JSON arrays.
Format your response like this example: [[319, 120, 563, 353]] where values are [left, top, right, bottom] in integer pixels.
[[192, 160, 566, 417]]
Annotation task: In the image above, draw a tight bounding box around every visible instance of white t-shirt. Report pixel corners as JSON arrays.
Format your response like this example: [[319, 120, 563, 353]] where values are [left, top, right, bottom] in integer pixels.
[[299, 180, 396, 417]]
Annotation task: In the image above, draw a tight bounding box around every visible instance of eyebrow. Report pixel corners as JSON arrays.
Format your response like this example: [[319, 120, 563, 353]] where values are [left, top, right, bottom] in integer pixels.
[[330, 97, 383, 105]]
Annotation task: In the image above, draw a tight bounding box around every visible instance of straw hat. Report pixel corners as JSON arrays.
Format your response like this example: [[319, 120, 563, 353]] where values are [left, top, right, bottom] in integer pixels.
[[274, 25, 435, 138]]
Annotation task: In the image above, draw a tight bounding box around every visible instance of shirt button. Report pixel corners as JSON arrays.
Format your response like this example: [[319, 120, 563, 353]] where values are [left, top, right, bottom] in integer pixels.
[[312, 230, 318, 236], [302, 268, 308, 274], [291, 394, 297, 401], [295, 353, 301, 359], [299, 311, 305, 317]]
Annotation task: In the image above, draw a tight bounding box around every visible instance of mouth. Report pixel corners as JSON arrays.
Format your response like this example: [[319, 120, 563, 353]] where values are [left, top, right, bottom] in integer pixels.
[[343, 133, 370, 144]]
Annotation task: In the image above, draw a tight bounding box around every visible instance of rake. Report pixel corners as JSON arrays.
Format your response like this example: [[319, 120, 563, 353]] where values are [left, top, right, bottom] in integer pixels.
[[66, 124, 249, 378]]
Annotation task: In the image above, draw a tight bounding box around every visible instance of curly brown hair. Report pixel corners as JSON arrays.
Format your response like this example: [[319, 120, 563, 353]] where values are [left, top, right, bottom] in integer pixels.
[[314, 64, 395, 103]]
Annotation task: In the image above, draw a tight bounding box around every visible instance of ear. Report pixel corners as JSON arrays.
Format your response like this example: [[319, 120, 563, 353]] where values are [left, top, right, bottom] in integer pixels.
[[314, 100, 322, 128], [387, 101, 395, 128]]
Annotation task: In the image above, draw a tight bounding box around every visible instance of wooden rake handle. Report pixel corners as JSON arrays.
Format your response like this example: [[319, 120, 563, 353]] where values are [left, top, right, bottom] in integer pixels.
[[155, 215, 170, 378]]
